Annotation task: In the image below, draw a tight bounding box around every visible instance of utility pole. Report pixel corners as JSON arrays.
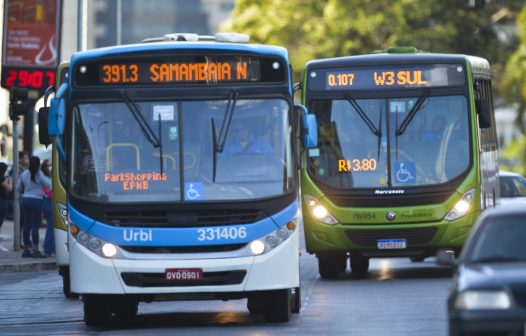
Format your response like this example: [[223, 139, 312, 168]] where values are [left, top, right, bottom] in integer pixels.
[[9, 88, 29, 252]]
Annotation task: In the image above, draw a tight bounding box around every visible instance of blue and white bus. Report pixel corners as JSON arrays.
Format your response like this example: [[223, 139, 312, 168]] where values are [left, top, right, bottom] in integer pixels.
[[44, 33, 308, 325]]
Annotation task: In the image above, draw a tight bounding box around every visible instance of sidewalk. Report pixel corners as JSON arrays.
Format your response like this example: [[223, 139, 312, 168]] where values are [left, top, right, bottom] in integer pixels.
[[0, 219, 57, 272]]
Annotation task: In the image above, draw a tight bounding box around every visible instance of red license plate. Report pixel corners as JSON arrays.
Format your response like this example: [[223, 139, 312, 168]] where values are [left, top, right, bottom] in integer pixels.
[[165, 268, 203, 281]]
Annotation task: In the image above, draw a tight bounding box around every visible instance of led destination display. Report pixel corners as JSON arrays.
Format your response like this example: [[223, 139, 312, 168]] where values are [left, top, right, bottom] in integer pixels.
[[74, 55, 287, 86]]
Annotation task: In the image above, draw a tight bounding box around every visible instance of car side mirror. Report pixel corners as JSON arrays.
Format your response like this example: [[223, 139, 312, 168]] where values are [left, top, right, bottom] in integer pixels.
[[436, 249, 456, 266]]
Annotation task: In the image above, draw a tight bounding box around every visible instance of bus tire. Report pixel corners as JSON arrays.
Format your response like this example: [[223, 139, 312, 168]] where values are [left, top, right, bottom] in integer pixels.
[[247, 294, 265, 315], [83, 294, 111, 327], [59, 266, 78, 299], [291, 286, 301, 314], [263, 289, 291, 323], [114, 297, 139, 320], [350, 254, 369, 274], [317, 252, 347, 279], [410, 256, 426, 262]]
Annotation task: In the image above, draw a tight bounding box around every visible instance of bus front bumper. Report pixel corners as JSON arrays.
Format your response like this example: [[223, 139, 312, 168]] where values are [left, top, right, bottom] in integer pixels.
[[303, 211, 480, 257], [69, 231, 299, 295]]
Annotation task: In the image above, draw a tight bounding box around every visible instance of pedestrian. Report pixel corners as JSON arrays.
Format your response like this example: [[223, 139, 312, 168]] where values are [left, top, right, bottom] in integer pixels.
[[41, 159, 54, 257], [16, 156, 51, 258], [0, 162, 13, 248]]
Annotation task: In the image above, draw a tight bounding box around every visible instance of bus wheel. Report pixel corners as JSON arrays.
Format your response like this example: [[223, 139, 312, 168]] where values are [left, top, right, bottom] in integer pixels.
[[247, 294, 265, 315], [410, 256, 426, 262], [290, 286, 301, 314], [114, 298, 139, 320], [317, 252, 347, 279], [83, 294, 111, 326], [59, 266, 78, 299], [350, 254, 369, 274], [263, 289, 291, 323]]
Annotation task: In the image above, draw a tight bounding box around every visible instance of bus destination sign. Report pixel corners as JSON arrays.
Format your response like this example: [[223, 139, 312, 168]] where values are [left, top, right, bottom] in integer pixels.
[[74, 56, 281, 86], [308, 64, 465, 91]]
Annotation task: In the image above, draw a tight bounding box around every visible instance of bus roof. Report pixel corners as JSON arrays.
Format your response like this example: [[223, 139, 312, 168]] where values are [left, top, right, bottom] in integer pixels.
[[70, 41, 289, 65], [305, 52, 489, 73]]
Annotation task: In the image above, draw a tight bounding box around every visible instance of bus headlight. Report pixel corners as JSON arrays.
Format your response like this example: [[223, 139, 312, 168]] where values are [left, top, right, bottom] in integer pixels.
[[445, 189, 476, 221], [102, 243, 118, 258], [455, 290, 511, 310], [248, 219, 297, 256], [305, 194, 339, 225], [249, 240, 266, 255], [70, 224, 120, 259]]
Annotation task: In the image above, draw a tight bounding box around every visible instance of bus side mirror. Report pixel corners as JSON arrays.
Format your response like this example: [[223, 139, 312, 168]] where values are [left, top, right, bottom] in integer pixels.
[[304, 114, 318, 149], [48, 83, 68, 162], [295, 104, 318, 149], [38, 106, 51, 146], [436, 249, 456, 267], [48, 83, 68, 137]]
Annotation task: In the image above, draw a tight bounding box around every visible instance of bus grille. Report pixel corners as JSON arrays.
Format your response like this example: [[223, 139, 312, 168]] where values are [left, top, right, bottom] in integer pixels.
[[345, 227, 438, 247], [121, 271, 246, 287], [329, 192, 452, 208], [120, 244, 246, 254], [101, 209, 263, 227]]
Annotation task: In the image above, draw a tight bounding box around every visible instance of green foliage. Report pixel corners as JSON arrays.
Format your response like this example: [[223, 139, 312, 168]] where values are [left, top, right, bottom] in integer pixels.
[[500, 135, 526, 176], [500, 7, 526, 133], [222, 0, 510, 81]]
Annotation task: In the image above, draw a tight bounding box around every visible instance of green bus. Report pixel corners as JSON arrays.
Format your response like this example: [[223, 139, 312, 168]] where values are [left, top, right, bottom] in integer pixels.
[[300, 48, 499, 277], [40, 62, 74, 297]]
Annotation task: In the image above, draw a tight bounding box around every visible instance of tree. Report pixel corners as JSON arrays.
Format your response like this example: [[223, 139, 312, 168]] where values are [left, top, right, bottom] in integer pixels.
[[222, 0, 514, 81], [500, 8, 526, 133]]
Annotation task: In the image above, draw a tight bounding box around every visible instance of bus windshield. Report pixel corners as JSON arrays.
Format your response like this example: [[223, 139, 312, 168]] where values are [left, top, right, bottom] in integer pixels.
[[308, 95, 470, 189], [71, 98, 293, 202]]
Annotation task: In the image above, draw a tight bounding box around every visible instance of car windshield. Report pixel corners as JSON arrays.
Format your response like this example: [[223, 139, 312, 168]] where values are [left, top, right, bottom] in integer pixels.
[[468, 217, 526, 263], [500, 175, 526, 197], [307, 95, 469, 188], [71, 99, 293, 202]]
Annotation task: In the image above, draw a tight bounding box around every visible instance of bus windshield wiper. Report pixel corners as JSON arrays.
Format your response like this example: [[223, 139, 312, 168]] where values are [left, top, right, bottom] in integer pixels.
[[211, 91, 238, 182], [345, 94, 382, 160], [395, 90, 430, 136], [121, 90, 161, 148], [345, 94, 381, 137], [120, 90, 163, 172], [214, 91, 239, 153]]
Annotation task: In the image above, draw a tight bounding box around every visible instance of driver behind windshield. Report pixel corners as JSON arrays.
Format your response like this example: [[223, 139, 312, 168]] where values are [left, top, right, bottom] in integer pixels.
[[221, 119, 273, 156]]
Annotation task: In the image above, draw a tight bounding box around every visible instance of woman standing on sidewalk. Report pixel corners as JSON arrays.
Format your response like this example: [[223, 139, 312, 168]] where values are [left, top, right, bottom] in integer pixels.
[[16, 156, 51, 258], [0, 162, 12, 239], [41, 159, 54, 257]]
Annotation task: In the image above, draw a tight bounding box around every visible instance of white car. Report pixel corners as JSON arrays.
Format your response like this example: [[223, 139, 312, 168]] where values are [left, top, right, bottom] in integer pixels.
[[499, 170, 526, 205]]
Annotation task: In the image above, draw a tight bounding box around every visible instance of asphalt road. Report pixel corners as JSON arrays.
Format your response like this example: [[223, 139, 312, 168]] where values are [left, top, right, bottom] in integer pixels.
[[0, 253, 453, 336]]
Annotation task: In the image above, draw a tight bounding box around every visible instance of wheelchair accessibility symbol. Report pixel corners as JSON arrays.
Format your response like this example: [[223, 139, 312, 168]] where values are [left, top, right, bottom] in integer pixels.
[[395, 162, 416, 184], [185, 182, 203, 201]]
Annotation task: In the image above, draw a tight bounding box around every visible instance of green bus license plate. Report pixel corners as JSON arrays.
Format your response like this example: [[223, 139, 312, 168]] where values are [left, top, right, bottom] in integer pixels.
[[377, 239, 407, 249], [165, 268, 203, 281]]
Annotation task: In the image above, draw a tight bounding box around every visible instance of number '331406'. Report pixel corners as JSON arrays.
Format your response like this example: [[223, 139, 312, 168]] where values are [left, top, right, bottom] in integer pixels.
[[197, 227, 247, 241]]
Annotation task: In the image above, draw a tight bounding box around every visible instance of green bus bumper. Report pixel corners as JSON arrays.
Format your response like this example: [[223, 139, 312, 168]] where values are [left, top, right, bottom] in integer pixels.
[[303, 209, 480, 258]]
